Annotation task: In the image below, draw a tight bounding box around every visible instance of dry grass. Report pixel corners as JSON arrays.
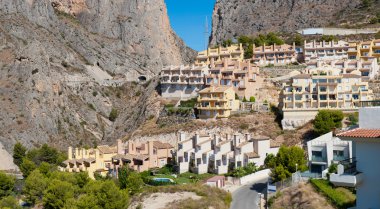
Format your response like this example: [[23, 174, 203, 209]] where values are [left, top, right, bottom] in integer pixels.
[[140, 183, 232, 209], [270, 182, 334, 209], [134, 112, 314, 147]]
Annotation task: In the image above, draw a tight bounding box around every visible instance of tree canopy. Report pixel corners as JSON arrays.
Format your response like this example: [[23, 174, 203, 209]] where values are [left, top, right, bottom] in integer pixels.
[[0, 171, 15, 198], [313, 110, 344, 135], [264, 146, 307, 182]]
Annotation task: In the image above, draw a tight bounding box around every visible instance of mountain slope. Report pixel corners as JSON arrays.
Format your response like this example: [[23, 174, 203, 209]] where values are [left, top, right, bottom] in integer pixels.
[[209, 0, 365, 45], [0, 0, 195, 152]]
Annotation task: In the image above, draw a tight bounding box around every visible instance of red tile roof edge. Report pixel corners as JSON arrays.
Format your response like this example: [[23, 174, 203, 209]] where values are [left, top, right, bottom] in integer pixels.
[[337, 128, 380, 138]]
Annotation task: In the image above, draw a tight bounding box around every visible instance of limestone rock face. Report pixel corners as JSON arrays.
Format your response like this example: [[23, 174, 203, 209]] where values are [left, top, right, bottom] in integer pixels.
[[0, 0, 195, 152], [210, 0, 362, 45]]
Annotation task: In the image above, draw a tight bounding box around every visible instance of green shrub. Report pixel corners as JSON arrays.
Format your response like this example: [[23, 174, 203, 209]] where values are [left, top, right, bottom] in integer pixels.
[[0, 171, 15, 198], [249, 96, 256, 102], [88, 103, 96, 111], [310, 179, 356, 209], [239, 123, 249, 130], [92, 91, 98, 97], [109, 108, 118, 122]]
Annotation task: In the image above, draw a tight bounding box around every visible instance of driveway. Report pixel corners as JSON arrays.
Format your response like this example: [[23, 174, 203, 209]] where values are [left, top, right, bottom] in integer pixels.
[[230, 179, 268, 209]]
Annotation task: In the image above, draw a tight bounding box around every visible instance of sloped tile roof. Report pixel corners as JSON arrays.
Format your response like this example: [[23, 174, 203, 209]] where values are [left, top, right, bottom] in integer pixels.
[[153, 141, 174, 149], [337, 128, 380, 138], [245, 152, 260, 158]]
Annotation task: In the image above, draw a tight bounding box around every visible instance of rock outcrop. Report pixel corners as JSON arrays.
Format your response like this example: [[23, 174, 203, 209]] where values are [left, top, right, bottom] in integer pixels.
[[0, 0, 195, 152], [210, 0, 363, 45]]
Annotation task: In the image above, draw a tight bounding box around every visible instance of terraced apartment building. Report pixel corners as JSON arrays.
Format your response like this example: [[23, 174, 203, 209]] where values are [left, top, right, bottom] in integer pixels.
[[176, 132, 279, 174], [347, 39, 380, 61], [160, 65, 209, 99], [281, 67, 374, 130], [305, 59, 379, 81], [303, 40, 350, 62], [195, 44, 244, 66], [205, 58, 263, 99], [252, 43, 297, 66], [196, 86, 240, 119], [62, 140, 174, 179]]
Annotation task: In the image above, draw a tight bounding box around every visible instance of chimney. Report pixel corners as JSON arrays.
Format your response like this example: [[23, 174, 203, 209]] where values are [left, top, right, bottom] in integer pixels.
[[226, 133, 229, 141], [68, 147, 73, 160], [179, 132, 186, 142], [75, 148, 79, 159], [194, 133, 200, 146], [117, 139, 123, 154], [213, 134, 218, 145], [82, 148, 86, 159], [95, 149, 100, 160], [245, 133, 250, 142], [148, 141, 154, 156], [233, 134, 239, 146]]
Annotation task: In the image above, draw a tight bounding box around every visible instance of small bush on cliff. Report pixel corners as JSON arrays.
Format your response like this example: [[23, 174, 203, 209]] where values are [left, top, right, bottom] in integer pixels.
[[313, 110, 344, 135]]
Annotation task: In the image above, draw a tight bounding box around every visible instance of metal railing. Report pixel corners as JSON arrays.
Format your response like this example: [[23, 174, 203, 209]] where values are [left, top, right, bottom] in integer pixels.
[[360, 100, 380, 107], [338, 158, 359, 175]]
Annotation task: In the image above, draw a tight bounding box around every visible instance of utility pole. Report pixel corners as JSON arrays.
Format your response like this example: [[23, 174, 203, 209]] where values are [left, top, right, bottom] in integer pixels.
[[204, 16, 209, 50]]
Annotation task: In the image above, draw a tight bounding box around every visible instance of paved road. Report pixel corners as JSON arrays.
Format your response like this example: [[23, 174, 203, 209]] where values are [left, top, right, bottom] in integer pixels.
[[230, 179, 268, 209]]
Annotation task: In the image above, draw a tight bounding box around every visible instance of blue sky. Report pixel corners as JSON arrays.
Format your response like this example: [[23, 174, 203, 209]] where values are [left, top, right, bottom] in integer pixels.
[[165, 0, 215, 51]]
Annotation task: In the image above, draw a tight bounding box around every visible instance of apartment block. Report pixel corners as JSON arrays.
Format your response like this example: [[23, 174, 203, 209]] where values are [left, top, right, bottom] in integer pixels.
[[252, 43, 297, 66], [160, 65, 208, 99], [176, 132, 279, 175], [348, 39, 380, 61], [333, 105, 380, 208], [205, 59, 263, 99], [195, 44, 244, 66], [62, 145, 117, 179], [281, 67, 374, 130], [303, 40, 349, 62], [196, 86, 240, 119], [307, 132, 352, 175], [62, 140, 174, 179], [305, 59, 379, 81]]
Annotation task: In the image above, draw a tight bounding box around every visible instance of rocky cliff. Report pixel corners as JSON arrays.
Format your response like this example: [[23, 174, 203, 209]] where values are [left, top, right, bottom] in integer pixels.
[[0, 0, 195, 152], [210, 0, 364, 45]]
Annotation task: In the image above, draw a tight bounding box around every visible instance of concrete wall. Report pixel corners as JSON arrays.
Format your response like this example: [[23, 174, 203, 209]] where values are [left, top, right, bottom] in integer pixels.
[[240, 169, 271, 185], [359, 107, 380, 129], [355, 140, 380, 209], [298, 27, 379, 35]]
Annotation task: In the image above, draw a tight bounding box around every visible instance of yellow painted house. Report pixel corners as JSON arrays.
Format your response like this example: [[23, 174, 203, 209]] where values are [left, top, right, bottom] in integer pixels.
[[348, 39, 380, 61], [196, 86, 240, 119], [195, 44, 244, 66]]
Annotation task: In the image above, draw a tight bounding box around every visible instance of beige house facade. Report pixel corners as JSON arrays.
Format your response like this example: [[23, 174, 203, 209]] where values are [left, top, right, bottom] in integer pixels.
[[62, 140, 174, 179], [305, 59, 379, 81], [281, 67, 374, 130], [196, 86, 240, 119], [195, 44, 244, 66], [304, 40, 349, 62], [252, 43, 297, 66], [206, 58, 263, 99], [160, 65, 208, 99], [348, 39, 380, 61]]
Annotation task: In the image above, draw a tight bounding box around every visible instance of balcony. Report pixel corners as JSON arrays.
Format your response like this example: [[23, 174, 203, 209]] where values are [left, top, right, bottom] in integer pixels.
[[311, 156, 327, 163], [330, 158, 363, 187]]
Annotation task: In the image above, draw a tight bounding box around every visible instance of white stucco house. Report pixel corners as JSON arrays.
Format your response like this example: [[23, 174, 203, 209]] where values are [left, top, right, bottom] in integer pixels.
[[307, 132, 353, 175], [332, 105, 380, 209], [176, 132, 279, 175]]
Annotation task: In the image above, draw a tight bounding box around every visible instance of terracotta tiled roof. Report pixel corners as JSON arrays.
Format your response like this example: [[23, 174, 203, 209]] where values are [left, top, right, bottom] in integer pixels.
[[245, 152, 260, 158], [343, 74, 361, 78], [337, 128, 380, 138], [236, 141, 250, 148], [293, 74, 311, 79], [97, 145, 117, 154], [251, 135, 270, 141], [153, 141, 174, 149]]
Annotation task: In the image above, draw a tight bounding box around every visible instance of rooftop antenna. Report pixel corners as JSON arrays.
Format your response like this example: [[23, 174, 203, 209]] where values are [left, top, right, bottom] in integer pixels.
[[204, 16, 209, 50]]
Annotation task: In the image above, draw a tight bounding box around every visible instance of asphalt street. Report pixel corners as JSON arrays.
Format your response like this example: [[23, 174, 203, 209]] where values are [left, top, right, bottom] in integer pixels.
[[230, 179, 268, 209]]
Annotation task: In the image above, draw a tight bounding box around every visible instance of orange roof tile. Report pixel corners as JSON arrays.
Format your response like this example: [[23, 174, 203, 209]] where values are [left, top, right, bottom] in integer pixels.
[[337, 128, 380, 138]]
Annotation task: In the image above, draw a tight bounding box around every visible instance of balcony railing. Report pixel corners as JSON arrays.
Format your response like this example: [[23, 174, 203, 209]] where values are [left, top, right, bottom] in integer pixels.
[[333, 156, 347, 161], [311, 156, 327, 162], [360, 100, 380, 107]]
